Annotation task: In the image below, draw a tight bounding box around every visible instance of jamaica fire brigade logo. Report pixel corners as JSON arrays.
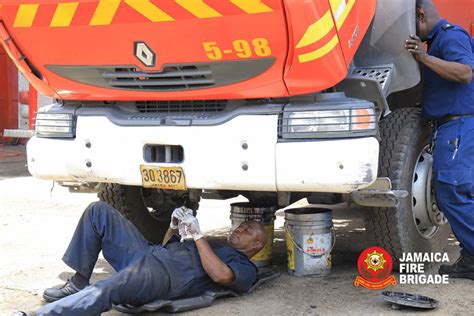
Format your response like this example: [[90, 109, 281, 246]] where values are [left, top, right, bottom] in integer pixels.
[[354, 247, 397, 290]]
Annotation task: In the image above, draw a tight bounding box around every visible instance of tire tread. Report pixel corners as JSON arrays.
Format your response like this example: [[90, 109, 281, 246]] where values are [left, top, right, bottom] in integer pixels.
[[366, 108, 432, 259]]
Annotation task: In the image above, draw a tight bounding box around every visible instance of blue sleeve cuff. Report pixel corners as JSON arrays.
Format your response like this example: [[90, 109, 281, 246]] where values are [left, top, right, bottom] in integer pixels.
[[224, 260, 256, 293]]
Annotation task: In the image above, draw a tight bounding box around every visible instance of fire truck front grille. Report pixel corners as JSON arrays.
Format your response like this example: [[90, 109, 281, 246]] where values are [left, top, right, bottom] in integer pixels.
[[46, 58, 275, 92], [135, 100, 227, 113], [104, 66, 215, 90]]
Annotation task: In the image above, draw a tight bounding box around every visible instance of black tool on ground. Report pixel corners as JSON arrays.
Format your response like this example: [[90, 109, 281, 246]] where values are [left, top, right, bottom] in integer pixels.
[[381, 291, 439, 310], [113, 270, 281, 314]]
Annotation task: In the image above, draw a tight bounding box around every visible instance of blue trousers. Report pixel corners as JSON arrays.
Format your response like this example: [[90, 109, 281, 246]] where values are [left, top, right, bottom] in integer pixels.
[[36, 202, 171, 316], [433, 117, 474, 256]]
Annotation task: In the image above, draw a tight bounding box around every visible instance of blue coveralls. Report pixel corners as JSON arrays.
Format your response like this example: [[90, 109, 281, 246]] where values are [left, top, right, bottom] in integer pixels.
[[422, 19, 474, 256], [36, 202, 257, 316]]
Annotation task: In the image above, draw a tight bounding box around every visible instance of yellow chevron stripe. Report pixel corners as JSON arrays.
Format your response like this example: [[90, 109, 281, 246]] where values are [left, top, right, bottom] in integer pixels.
[[331, 0, 356, 30], [176, 0, 222, 18], [298, 34, 339, 63], [296, 11, 334, 49], [51, 2, 79, 27], [14, 4, 39, 28], [330, 0, 345, 15], [90, 0, 121, 26], [230, 0, 273, 14], [124, 0, 174, 22]]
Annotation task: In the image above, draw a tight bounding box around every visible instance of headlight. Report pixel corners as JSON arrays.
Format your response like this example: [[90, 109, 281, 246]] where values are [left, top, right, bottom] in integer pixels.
[[288, 110, 351, 133], [35, 113, 76, 138], [281, 108, 377, 139]]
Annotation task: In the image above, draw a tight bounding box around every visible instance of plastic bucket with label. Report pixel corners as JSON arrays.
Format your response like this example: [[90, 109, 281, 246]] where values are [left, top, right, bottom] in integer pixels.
[[230, 203, 276, 268], [285, 208, 335, 276]]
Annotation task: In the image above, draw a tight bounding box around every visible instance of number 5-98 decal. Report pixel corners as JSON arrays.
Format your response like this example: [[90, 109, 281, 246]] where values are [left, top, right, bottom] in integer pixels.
[[203, 38, 272, 60]]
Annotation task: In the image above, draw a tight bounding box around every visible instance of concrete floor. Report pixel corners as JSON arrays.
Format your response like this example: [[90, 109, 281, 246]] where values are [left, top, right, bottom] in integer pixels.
[[0, 144, 472, 315]]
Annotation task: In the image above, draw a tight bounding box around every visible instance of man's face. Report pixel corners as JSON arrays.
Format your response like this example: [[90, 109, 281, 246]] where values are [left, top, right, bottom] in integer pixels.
[[228, 221, 262, 252], [416, 7, 429, 41]]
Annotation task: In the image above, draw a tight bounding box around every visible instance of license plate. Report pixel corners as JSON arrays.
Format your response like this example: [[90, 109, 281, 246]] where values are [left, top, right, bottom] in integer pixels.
[[140, 165, 186, 191]]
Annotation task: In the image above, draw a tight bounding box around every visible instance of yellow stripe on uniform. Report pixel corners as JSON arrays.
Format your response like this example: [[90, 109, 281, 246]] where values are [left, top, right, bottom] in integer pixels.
[[330, 0, 356, 30], [124, 0, 174, 22], [14, 4, 39, 28], [296, 10, 335, 49], [176, 0, 222, 19], [298, 34, 339, 63], [90, 0, 121, 26], [230, 0, 273, 14], [51, 2, 79, 27]]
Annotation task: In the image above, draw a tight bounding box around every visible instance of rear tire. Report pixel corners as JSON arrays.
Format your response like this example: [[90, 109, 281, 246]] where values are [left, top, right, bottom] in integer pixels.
[[365, 108, 450, 262], [98, 184, 199, 244]]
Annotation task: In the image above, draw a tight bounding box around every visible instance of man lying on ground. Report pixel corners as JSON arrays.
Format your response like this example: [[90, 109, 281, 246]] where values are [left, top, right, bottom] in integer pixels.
[[13, 201, 267, 316]]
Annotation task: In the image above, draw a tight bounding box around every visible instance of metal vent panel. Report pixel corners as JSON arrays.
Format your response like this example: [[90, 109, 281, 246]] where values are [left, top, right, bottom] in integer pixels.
[[135, 100, 227, 113], [105, 66, 215, 90], [349, 66, 393, 96], [46, 58, 275, 92]]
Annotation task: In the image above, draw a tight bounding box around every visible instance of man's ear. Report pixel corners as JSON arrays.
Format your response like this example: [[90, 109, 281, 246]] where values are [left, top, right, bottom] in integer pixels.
[[253, 240, 262, 250], [418, 9, 426, 23]]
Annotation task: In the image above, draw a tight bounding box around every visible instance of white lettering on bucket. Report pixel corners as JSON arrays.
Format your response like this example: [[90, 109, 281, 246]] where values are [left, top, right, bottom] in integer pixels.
[[303, 233, 332, 272]]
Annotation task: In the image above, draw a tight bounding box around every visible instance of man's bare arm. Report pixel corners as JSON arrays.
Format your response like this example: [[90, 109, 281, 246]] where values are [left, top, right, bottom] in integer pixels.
[[420, 55, 472, 84], [162, 227, 177, 245], [405, 35, 473, 84], [195, 238, 235, 285]]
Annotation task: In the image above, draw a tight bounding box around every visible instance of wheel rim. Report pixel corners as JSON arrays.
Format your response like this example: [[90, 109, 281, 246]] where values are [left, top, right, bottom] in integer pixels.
[[411, 146, 448, 239]]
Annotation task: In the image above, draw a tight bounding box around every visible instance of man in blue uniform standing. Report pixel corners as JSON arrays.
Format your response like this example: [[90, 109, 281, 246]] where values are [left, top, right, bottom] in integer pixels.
[[14, 202, 267, 315], [405, 0, 474, 280]]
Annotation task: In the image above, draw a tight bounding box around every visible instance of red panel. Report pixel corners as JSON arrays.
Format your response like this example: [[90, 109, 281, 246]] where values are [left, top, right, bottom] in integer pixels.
[[0, 45, 18, 143], [0, 22, 58, 99], [0, 0, 290, 100], [432, 0, 474, 33], [283, 0, 375, 96], [331, 0, 376, 67], [29, 84, 37, 129], [283, 0, 346, 95]]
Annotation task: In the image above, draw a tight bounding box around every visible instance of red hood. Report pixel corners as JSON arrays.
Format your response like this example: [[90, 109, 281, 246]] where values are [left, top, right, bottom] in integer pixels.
[[0, 0, 375, 101]]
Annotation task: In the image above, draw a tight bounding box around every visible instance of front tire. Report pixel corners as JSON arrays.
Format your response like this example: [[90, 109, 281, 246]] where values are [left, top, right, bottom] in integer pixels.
[[365, 108, 450, 261]]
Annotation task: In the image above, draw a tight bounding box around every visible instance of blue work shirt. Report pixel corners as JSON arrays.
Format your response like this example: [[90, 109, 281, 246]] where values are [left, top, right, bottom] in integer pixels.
[[151, 235, 257, 299], [422, 19, 474, 119]]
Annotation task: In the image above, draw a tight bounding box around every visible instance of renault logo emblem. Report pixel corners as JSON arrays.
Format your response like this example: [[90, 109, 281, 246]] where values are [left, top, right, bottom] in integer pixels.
[[134, 41, 156, 67]]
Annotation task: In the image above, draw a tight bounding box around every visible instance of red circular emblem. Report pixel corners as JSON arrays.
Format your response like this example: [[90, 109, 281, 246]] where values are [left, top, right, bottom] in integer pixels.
[[357, 247, 393, 282]]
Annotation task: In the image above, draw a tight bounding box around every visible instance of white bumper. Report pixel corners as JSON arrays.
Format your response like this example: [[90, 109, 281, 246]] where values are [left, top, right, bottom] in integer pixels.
[[27, 115, 379, 193]]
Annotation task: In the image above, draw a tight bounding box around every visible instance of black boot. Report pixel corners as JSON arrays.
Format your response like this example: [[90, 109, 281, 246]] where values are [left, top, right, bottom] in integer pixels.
[[42, 279, 85, 302], [439, 254, 474, 280]]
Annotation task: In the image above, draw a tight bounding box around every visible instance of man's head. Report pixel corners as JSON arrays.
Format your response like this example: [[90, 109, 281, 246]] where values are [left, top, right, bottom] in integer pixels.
[[228, 221, 268, 258], [415, 0, 441, 41]]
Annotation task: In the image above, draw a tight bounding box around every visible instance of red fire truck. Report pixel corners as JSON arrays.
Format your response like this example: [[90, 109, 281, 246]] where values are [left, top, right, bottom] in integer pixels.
[[0, 0, 472, 260]]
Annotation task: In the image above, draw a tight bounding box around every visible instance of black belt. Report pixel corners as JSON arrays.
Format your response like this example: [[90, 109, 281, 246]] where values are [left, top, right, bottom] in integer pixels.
[[432, 114, 474, 128]]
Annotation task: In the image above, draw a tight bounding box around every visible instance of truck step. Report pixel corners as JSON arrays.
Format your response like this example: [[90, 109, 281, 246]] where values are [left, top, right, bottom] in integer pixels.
[[350, 65, 394, 96], [3, 129, 34, 138]]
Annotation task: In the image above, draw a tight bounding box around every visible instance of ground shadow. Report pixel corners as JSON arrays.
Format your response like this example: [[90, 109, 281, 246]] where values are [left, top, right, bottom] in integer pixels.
[[0, 145, 30, 180]]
